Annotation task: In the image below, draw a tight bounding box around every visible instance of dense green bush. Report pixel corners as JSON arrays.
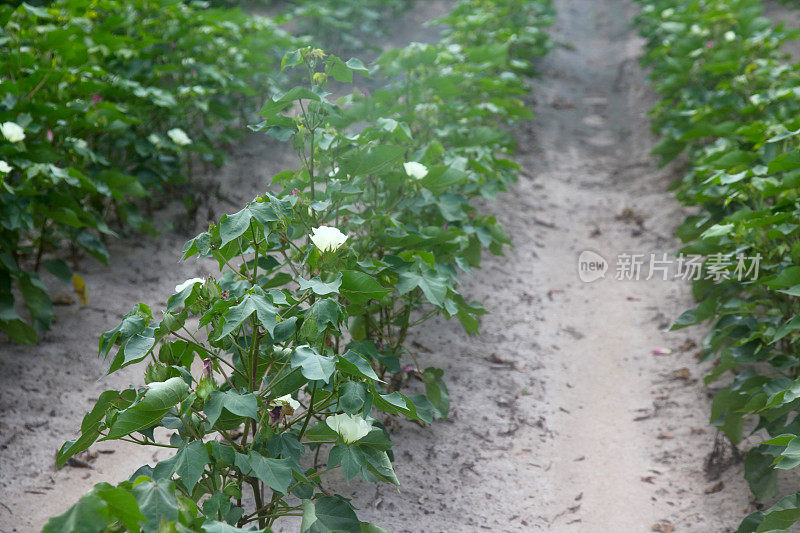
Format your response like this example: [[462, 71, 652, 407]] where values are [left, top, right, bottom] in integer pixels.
[[287, 0, 413, 56], [636, 0, 800, 530], [0, 0, 295, 344], [44, 0, 554, 530]]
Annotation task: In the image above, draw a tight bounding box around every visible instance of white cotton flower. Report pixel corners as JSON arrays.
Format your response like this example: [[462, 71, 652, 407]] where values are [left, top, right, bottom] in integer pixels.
[[660, 8, 674, 18], [403, 161, 428, 180], [310, 225, 348, 252], [1, 122, 25, 143], [724, 31, 736, 42], [0, 161, 11, 174], [148, 133, 161, 145], [326, 413, 372, 444], [167, 128, 192, 146], [269, 394, 300, 411], [175, 277, 204, 293]]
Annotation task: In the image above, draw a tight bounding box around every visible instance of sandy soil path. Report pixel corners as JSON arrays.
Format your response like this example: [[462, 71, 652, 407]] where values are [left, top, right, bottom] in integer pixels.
[[311, 0, 755, 530], [0, 1, 764, 531]]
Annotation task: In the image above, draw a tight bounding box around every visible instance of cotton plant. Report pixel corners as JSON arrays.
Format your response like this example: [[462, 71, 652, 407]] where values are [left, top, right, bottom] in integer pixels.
[[635, 0, 800, 530], [48, 0, 554, 526], [0, 0, 297, 346]]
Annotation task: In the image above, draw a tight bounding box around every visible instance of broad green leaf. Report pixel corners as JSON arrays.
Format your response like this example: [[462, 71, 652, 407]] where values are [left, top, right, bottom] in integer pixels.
[[219, 208, 253, 247], [105, 378, 189, 439], [234, 451, 293, 494], [338, 350, 382, 381], [291, 346, 336, 383], [132, 478, 180, 533], [94, 483, 145, 532], [298, 275, 342, 296], [340, 146, 406, 177], [339, 270, 390, 304], [745, 447, 779, 503], [422, 367, 450, 419], [204, 391, 259, 427], [154, 441, 209, 494], [301, 496, 361, 533], [42, 493, 109, 533], [338, 381, 368, 415], [216, 292, 278, 339]]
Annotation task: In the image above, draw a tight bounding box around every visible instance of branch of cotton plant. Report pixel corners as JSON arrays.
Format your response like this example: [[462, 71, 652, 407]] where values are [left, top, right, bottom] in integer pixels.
[[279, 248, 301, 277], [190, 407, 243, 453], [258, 360, 290, 397], [297, 381, 318, 439], [117, 437, 178, 449], [251, 226, 259, 281]]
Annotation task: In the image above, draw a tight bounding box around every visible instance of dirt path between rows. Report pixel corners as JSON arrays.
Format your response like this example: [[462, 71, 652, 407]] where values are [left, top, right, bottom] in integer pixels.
[[0, 0, 764, 531]]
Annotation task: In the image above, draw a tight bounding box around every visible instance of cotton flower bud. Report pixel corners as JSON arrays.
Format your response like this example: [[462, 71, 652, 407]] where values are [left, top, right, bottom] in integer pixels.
[[313, 72, 328, 86]]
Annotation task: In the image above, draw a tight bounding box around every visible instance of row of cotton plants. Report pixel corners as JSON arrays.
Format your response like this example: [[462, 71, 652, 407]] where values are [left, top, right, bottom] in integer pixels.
[[636, 1, 800, 530], [0, 0, 296, 345], [43, 0, 554, 531]]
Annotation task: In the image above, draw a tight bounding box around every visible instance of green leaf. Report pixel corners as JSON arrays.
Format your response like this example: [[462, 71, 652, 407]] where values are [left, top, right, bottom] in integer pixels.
[[43, 493, 109, 533], [291, 346, 336, 383], [773, 315, 800, 343], [94, 483, 145, 532], [216, 292, 278, 339], [744, 447, 779, 503], [776, 437, 800, 470], [340, 146, 406, 177], [58, 389, 136, 468], [305, 420, 340, 442], [737, 493, 800, 532], [156, 441, 209, 494], [301, 496, 361, 533], [132, 478, 180, 533], [219, 207, 253, 247], [700, 223, 734, 239], [766, 267, 800, 290], [204, 391, 259, 427], [298, 274, 342, 296], [234, 451, 293, 494], [398, 271, 447, 307], [339, 270, 390, 304], [338, 350, 382, 382], [328, 444, 398, 485], [308, 298, 342, 333], [20, 273, 52, 331], [105, 378, 189, 439], [338, 381, 368, 415], [422, 367, 450, 419], [768, 151, 800, 174], [0, 318, 38, 344], [44, 259, 72, 283]]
